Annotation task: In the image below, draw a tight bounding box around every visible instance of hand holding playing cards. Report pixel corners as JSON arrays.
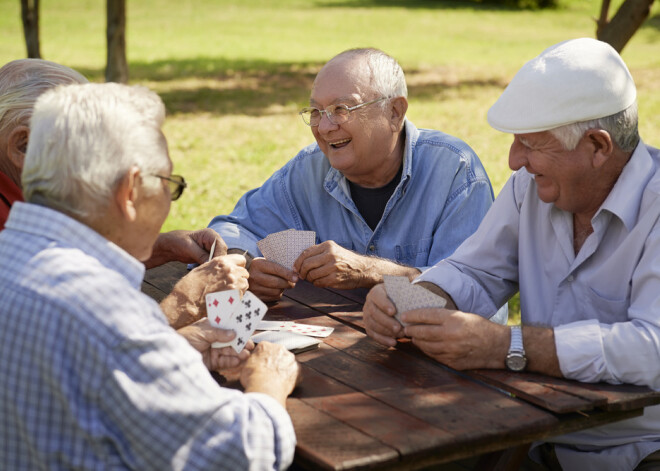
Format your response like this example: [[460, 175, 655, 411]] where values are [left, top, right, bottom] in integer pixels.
[[403, 308, 509, 371], [177, 318, 253, 371], [240, 341, 300, 407], [363, 283, 405, 347], [294, 240, 371, 289], [162, 254, 249, 329], [145, 229, 227, 269], [248, 258, 297, 302]]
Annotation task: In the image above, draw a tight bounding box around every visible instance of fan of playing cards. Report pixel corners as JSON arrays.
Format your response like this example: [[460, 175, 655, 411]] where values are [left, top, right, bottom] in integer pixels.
[[383, 275, 447, 326], [206, 290, 268, 353], [257, 229, 316, 269]]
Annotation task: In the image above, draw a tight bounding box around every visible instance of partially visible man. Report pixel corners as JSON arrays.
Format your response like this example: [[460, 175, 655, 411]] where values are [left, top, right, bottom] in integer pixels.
[[210, 48, 498, 309], [0, 83, 298, 470], [363, 38, 660, 469], [0, 58, 248, 329]]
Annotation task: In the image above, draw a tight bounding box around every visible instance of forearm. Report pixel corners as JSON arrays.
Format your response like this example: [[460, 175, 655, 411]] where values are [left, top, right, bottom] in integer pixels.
[[360, 257, 421, 288], [522, 325, 562, 377], [160, 277, 203, 329]]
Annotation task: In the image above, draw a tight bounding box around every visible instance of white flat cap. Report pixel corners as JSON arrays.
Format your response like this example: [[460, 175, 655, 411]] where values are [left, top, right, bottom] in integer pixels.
[[487, 38, 636, 134]]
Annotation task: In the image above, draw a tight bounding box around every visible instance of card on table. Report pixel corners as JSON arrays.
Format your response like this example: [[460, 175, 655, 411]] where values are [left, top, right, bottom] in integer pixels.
[[383, 275, 447, 326], [256, 319, 334, 337], [257, 229, 316, 269], [206, 290, 268, 353], [251, 330, 321, 354]]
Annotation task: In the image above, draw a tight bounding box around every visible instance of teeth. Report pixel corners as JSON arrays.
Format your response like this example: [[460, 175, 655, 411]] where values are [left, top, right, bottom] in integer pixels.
[[330, 138, 351, 147]]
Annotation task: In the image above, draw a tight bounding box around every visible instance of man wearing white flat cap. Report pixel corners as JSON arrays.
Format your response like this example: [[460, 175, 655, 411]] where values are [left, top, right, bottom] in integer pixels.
[[362, 37, 660, 470]]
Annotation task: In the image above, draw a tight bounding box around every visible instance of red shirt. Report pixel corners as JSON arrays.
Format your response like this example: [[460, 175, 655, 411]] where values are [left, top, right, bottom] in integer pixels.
[[0, 171, 23, 231]]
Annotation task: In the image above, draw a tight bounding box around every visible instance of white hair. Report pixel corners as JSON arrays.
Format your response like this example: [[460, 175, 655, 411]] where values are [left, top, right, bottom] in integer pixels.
[[0, 59, 88, 137], [549, 102, 639, 152], [22, 83, 169, 219], [332, 48, 408, 104]]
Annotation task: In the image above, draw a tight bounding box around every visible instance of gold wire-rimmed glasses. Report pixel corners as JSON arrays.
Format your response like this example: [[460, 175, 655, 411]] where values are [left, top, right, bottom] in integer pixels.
[[299, 96, 387, 127]]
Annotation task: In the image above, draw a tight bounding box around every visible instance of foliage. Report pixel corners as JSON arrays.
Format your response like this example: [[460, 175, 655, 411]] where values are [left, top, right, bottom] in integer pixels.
[[1, 0, 659, 323]]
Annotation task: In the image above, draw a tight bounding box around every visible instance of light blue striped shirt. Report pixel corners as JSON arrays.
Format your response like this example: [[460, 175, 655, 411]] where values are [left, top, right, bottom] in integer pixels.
[[0, 202, 295, 470]]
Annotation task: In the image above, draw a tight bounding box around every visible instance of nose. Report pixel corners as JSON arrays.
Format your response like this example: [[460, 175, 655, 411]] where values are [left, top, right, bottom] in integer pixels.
[[316, 111, 339, 134], [508, 137, 529, 171]]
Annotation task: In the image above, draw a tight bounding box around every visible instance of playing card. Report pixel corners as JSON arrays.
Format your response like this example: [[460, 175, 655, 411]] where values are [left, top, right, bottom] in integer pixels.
[[206, 290, 241, 327], [257, 229, 316, 269], [281, 322, 334, 338], [256, 320, 294, 331], [383, 276, 447, 326], [215, 291, 269, 353], [251, 330, 321, 354]]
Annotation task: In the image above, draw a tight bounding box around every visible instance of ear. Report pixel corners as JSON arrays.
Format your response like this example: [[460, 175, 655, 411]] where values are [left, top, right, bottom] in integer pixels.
[[388, 97, 408, 132], [6, 125, 29, 171], [585, 129, 614, 169], [114, 166, 141, 222]]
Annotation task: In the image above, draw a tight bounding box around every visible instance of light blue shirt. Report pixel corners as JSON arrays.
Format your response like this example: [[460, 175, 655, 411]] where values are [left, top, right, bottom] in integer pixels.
[[209, 120, 495, 272], [0, 202, 296, 471], [417, 142, 660, 470]]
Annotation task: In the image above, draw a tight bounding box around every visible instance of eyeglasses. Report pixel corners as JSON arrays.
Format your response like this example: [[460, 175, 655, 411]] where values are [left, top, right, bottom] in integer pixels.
[[299, 96, 387, 127], [151, 174, 187, 201]]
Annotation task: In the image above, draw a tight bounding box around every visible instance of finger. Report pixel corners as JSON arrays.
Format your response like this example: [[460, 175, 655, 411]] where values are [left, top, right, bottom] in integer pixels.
[[400, 307, 451, 326], [218, 253, 247, 267], [365, 327, 398, 348], [368, 284, 396, 317], [293, 243, 324, 273]]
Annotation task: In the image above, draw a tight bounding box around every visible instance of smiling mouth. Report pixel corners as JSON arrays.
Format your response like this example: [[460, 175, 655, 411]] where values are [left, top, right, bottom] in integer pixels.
[[330, 138, 351, 149]]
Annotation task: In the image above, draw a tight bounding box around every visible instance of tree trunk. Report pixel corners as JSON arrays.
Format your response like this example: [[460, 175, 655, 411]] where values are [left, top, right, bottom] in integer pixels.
[[20, 0, 41, 58], [106, 0, 128, 83], [597, 0, 655, 53]]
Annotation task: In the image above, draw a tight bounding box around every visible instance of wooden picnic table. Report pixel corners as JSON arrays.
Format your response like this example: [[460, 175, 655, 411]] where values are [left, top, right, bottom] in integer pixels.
[[143, 261, 660, 470]]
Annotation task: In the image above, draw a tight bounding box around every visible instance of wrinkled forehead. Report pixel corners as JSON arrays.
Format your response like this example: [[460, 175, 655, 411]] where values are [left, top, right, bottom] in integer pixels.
[[311, 56, 373, 105]]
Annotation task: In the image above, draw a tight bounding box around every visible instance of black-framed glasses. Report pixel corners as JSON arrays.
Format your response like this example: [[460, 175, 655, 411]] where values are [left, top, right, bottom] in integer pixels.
[[299, 96, 387, 127], [152, 174, 187, 201]]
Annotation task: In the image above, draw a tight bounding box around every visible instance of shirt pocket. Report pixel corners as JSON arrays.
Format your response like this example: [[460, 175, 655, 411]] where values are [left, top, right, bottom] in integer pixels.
[[583, 285, 629, 324], [395, 237, 433, 267]]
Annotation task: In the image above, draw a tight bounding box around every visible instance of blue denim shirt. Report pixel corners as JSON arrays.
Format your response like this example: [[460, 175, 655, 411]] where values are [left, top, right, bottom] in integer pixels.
[[209, 120, 494, 272]]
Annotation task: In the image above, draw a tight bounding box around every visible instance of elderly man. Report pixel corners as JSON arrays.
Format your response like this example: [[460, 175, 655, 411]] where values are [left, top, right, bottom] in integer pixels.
[[0, 58, 250, 329], [363, 38, 660, 469], [209, 48, 498, 308], [0, 83, 299, 470]]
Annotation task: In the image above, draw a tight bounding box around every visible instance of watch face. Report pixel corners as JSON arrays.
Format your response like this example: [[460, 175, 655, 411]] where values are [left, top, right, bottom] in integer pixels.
[[506, 354, 527, 372]]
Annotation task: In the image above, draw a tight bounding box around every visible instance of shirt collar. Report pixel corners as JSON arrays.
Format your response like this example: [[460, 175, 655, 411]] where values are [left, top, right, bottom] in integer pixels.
[[598, 141, 654, 232], [5, 202, 145, 288]]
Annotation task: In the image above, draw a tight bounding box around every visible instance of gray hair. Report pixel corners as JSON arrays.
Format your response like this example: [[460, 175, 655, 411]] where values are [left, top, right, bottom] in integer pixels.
[[332, 48, 408, 103], [0, 59, 88, 137], [549, 102, 639, 152], [22, 83, 169, 219]]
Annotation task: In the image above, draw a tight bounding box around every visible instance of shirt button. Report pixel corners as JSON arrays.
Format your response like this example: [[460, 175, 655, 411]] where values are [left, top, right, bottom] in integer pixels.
[[567, 275, 575, 282], [369, 245, 375, 252]]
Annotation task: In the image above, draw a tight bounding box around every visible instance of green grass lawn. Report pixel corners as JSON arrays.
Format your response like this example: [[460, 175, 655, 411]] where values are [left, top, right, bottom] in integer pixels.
[[1, 0, 659, 321]]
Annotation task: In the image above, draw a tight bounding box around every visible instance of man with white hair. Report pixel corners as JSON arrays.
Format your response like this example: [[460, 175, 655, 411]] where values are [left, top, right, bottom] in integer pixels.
[[0, 58, 251, 329], [209, 48, 505, 324], [363, 38, 660, 469], [0, 83, 299, 470]]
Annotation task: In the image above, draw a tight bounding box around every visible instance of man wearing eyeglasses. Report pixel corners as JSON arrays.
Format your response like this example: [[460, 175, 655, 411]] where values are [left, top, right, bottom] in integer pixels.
[[0, 83, 299, 470], [209, 48, 500, 315], [0, 59, 248, 329]]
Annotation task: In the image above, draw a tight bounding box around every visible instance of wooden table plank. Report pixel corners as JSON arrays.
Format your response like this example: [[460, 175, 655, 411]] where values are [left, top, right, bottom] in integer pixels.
[[469, 369, 660, 413]]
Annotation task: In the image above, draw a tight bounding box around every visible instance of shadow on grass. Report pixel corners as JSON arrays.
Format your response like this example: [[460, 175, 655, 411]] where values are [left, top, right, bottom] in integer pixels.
[[317, 0, 525, 11], [74, 57, 507, 117]]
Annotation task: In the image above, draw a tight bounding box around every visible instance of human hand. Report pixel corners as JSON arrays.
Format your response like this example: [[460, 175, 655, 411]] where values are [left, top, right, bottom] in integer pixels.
[[240, 341, 300, 407], [177, 318, 254, 371], [363, 283, 405, 347], [146, 229, 228, 269], [248, 258, 297, 302], [293, 240, 370, 289], [163, 254, 249, 329], [403, 309, 509, 370]]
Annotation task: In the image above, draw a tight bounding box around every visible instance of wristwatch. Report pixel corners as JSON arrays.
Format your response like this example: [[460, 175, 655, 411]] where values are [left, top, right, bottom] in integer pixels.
[[505, 325, 527, 372]]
